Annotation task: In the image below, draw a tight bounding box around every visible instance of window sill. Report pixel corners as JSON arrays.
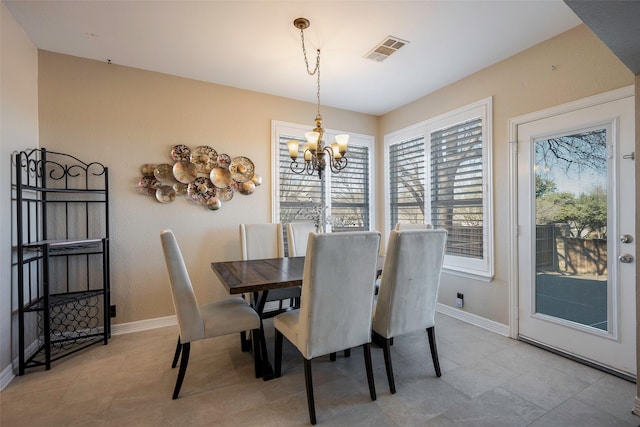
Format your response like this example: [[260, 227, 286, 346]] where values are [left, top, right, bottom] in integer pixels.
[[442, 266, 494, 283]]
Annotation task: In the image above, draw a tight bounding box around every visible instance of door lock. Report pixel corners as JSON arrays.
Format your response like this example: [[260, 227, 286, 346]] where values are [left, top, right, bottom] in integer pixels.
[[619, 254, 634, 263], [620, 234, 633, 244]]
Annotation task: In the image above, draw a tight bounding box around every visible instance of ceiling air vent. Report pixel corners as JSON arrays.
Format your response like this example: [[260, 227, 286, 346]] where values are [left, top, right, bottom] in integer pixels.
[[365, 36, 409, 62]]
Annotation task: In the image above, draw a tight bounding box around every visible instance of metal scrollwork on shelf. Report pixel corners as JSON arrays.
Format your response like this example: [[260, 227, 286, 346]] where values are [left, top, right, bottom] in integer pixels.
[[14, 148, 107, 189]]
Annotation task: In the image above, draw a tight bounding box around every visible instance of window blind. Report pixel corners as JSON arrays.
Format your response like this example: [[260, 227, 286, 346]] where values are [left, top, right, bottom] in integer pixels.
[[331, 144, 369, 231], [430, 117, 483, 259], [278, 136, 372, 254], [389, 136, 426, 230], [279, 136, 325, 224]]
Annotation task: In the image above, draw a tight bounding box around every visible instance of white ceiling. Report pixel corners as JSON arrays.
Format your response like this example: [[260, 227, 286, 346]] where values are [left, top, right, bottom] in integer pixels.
[[5, 1, 583, 116]]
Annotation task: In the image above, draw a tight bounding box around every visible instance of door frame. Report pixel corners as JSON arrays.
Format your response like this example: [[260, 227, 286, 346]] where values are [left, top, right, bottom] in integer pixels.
[[507, 85, 635, 339]]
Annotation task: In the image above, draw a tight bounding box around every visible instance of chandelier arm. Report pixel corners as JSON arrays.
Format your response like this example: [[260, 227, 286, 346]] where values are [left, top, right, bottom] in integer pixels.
[[331, 156, 348, 173], [323, 146, 348, 173], [289, 159, 308, 175]]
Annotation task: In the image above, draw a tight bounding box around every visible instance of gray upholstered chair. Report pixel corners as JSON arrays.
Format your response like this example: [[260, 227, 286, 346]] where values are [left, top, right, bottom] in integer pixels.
[[239, 223, 302, 356], [240, 223, 285, 260], [273, 231, 381, 425], [160, 230, 261, 399], [286, 222, 316, 257], [374, 223, 432, 294], [239, 223, 301, 314], [372, 229, 447, 394], [395, 222, 433, 230]]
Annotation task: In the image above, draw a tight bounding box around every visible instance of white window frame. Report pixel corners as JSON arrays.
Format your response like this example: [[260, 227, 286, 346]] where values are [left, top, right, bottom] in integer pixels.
[[271, 120, 376, 232], [384, 97, 494, 281], [383, 123, 428, 234]]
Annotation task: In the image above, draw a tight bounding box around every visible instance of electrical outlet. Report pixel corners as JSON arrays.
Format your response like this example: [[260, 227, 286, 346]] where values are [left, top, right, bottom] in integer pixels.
[[456, 293, 464, 308], [109, 305, 117, 318]]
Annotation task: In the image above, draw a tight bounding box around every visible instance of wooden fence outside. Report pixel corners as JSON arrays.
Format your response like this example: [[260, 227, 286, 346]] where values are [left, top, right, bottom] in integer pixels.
[[536, 224, 607, 276]]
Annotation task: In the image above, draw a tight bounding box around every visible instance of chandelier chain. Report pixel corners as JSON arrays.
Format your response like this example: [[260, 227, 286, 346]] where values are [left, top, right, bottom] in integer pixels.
[[299, 27, 321, 117], [316, 60, 321, 117], [288, 18, 348, 180]]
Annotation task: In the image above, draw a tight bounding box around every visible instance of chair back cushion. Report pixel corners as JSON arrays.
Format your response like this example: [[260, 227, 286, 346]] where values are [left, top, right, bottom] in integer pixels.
[[240, 223, 285, 260], [395, 222, 433, 230], [297, 231, 381, 359], [160, 230, 204, 343], [286, 222, 316, 257], [373, 229, 447, 338]]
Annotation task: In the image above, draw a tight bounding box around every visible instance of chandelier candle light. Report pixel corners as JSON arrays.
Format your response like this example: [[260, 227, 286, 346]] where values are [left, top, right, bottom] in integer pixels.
[[286, 17, 349, 180]]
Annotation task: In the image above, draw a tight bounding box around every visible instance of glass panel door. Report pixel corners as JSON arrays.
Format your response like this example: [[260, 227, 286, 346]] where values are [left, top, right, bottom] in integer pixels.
[[534, 129, 608, 331], [516, 91, 635, 377]]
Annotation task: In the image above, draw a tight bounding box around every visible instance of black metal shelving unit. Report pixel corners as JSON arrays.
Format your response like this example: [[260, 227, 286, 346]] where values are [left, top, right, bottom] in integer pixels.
[[13, 148, 110, 375]]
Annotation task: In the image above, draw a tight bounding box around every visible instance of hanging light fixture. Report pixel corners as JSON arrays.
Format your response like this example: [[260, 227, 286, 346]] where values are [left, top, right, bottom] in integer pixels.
[[286, 17, 349, 180]]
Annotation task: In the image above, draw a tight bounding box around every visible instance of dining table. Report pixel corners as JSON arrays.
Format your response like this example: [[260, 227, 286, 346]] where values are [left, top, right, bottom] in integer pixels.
[[211, 255, 384, 380]]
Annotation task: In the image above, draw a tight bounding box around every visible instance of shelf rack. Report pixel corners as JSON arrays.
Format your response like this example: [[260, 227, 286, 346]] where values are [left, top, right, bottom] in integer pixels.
[[13, 148, 110, 374]]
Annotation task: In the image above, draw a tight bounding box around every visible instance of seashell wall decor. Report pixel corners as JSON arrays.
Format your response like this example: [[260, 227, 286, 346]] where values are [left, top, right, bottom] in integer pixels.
[[137, 144, 261, 210]]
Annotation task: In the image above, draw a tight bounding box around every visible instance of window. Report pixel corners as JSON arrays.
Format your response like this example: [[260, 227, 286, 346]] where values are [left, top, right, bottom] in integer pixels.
[[388, 135, 426, 230], [384, 98, 493, 280], [278, 134, 324, 224], [431, 117, 484, 259], [272, 121, 375, 245], [330, 144, 371, 231]]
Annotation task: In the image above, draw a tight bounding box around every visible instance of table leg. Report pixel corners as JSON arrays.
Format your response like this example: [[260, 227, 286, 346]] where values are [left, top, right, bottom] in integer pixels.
[[253, 291, 275, 380]]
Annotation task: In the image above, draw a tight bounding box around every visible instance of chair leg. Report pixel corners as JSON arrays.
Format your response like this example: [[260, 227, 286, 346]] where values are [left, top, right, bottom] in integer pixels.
[[172, 342, 190, 399], [371, 330, 384, 347], [252, 328, 261, 378], [363, 343, 376, 401], [427, 326, 441, 377], [304, 358, 317, 425], [330, 349, 349, 361], [240, 331, 251, 352], [171, 336, 182, 368], [381, 337, 396, 394], [274, 329, 283, 378]]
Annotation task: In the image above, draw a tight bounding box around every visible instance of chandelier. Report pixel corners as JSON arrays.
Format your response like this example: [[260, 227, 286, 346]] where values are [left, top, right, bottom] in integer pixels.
[[286, 17, 349, 180]]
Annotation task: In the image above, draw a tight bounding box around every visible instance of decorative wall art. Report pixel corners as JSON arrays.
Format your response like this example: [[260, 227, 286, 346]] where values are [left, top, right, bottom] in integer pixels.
[[137, 144, 262, 210]]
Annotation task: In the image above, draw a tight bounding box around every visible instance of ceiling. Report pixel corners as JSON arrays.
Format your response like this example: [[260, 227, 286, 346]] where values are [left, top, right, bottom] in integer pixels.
[[5, 1, 583, 116], [565, 0, 640, 75]]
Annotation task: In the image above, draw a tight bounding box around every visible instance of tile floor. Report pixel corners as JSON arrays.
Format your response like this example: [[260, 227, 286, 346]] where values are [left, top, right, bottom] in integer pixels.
[[1, 313, 638, 426]]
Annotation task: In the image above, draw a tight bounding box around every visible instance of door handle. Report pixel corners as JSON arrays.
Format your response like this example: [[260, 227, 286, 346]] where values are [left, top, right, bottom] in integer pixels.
[[620, 234, 633, 244], [619, 254, 634, 263]]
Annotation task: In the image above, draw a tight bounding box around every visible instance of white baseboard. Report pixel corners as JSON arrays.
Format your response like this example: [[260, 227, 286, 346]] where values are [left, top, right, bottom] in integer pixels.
[[1, 339, 40, 391], [633, 396, 640, 416], [111, 315, 176, 336], [436, 303, 510, 337], [0, 363, 14, 391]]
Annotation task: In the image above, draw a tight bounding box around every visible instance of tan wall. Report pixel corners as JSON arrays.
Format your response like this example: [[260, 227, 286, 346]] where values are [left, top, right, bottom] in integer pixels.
[[37, 51, 378, 325], [1, 4, 40, 377], [379, 24, 634, 324], [34, 24, 636, 330]]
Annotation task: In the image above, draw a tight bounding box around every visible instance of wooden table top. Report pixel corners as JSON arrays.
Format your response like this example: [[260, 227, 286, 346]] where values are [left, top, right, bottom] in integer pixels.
[[211, 256, 384, 295]]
